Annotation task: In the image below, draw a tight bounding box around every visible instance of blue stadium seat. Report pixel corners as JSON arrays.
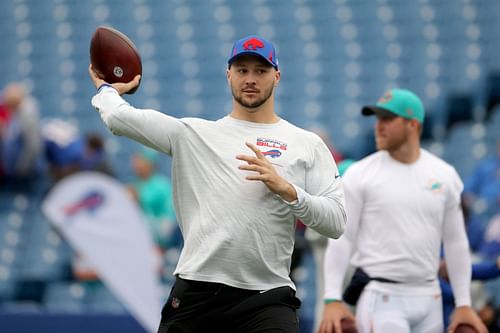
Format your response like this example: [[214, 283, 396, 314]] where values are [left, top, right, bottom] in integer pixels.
[[43, 282, 88, 313], [17, 215, 71, 282], [87, 284, 127, 314]]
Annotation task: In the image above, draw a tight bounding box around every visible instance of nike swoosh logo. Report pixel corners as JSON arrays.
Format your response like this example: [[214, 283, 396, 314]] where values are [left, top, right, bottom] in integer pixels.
[[335, 174, 340, 179]]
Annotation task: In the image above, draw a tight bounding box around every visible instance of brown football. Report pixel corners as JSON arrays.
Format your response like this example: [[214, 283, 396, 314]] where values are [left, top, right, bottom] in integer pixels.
[[455, 324, 478, 333], [90, 26, 142, 94]]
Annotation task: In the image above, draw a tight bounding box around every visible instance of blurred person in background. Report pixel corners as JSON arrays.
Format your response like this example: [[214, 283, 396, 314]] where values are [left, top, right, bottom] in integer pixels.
[[307, 158, 355, 333], [128, 147, 177, 252], [463, 140, 500, 215], [43, 119, 86, 182], [43, 119, 113, 183], [43, 120, 115, 283], [89, 34, 346, 332], [0, 82, 43, 188], [80, 132, 114, 176], [319, 89, 487, 333]]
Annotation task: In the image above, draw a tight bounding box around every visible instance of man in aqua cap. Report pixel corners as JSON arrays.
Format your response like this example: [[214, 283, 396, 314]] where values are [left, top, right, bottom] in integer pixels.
[[319, 89, 487, 333]]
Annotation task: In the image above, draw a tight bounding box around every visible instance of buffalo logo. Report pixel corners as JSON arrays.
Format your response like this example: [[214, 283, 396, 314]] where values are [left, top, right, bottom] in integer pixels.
[[243, 37, 265, 51], [262, 149, 282, 158], [64, 191, 105, 217]]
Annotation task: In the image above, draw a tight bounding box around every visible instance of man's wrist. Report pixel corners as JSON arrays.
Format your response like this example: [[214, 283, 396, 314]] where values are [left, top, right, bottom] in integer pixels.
[[97, 83, 113, 92], [281, 183, 298, 203], [324, 298, 342, 304]]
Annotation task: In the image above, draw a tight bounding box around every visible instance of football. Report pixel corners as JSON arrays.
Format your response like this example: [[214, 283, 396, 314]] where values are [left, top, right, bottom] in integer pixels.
[[455, 324, 478, 333], [89, 26, 142, 94], [339, 318, 358, 333]]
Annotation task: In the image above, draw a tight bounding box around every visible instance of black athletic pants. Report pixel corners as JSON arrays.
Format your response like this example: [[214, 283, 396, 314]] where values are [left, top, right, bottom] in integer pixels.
[[157, 277, 301, 333]]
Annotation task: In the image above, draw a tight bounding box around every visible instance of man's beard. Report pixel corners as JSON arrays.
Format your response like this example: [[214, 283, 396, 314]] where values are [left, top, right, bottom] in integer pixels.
[[232, 85, 274, 109], [376, 132, 408, 152]]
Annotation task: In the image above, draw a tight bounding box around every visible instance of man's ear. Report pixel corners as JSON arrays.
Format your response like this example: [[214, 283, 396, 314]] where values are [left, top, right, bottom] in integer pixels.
[[274, 70, 281, 87], [409, 119, 422, 135]]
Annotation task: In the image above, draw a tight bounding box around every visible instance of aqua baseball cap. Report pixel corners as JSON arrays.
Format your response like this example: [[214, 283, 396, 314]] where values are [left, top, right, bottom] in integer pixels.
[[362, 88, 425, 123], [228, 35, 279, 69]]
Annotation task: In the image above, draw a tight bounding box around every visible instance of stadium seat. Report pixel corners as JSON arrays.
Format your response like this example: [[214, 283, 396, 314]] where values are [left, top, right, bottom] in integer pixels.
[[43, 281, 88, 313]]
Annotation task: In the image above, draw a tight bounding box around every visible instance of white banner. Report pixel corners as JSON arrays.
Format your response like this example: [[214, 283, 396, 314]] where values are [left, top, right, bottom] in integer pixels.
[[42, 171, 162, 333]]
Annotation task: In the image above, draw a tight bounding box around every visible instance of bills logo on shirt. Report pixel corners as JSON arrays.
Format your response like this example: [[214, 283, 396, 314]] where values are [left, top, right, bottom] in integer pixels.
[[256, 138, 287, 159], [262, 149, 282, 158]]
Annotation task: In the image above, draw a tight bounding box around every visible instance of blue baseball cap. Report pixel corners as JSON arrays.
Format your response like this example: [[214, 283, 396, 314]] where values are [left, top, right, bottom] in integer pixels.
[[228, 35, 278, 69]]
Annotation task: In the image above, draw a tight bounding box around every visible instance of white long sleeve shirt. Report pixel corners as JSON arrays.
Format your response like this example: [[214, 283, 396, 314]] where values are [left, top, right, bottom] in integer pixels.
[[324, 149, 472, 306], [92, 87, 346, 290]]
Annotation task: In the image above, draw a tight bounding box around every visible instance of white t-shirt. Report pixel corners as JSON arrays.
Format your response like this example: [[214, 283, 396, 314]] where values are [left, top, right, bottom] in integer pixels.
[[92, 87, 346, 291], [324, 150, 472, 306]]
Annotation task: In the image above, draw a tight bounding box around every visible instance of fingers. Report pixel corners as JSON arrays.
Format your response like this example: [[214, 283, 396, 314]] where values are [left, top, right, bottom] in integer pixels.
[[237, 159, 270, 182], [88, 64, 105, 88], [236, 142, 268, 165], [129, 74, 141, 89], [236, 154, 259, 165], [318, 320, 334, 333], [333, 320, 342, 333], [475, 321, 489, 333], [238, 164, 267, 174], [89, 64, 141, 94], [245, 142, 265, 159], [110, 74, 142, 95], [88, 64, 102, 80]]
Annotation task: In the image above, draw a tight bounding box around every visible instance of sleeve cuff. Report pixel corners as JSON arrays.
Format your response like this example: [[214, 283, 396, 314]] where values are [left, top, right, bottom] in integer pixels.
[[324, 289, 343, 300], [454, 297, 471, 307], [97, 83, 118, 94], [281, 184, 304, 206]]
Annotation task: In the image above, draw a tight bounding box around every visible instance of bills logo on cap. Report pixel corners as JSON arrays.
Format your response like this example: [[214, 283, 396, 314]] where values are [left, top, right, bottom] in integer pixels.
[[228, 35, 278, 69], [243, 37, 264, 51]]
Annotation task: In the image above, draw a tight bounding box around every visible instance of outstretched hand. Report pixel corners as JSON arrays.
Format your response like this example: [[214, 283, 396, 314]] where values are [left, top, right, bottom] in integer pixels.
[[448, 306, 488, 333], [88, 64, 141, 96], [236, 142, 297, 202], [318, 301, 356, 333]]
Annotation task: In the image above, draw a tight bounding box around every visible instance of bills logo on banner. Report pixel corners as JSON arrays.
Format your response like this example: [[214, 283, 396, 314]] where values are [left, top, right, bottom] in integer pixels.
[[42, 172, 163, 333], [64, 191, 105, 217]]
